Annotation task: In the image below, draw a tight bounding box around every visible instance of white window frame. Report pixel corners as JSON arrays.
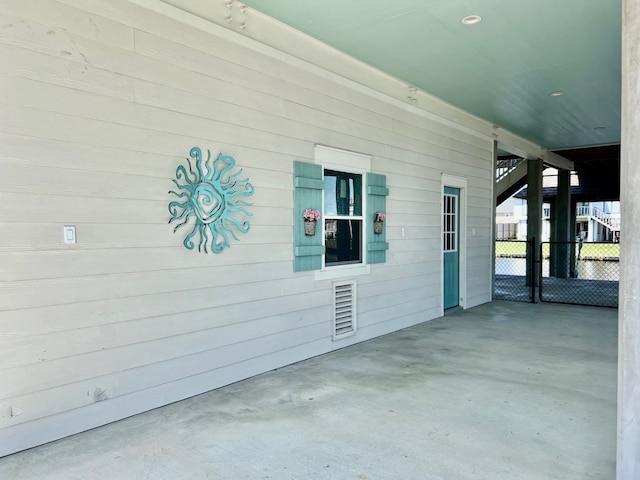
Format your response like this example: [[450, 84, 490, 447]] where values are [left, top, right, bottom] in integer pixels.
[[322, 164, 366, 269], [314, 146, 371, 280]]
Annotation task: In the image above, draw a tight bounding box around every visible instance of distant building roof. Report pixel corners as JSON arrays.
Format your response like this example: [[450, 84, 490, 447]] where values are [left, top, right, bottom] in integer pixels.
[[515, 171, 619, 202]]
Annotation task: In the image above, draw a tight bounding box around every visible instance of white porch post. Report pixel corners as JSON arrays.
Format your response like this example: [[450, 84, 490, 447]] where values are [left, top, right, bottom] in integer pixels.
[[618, 0, 640, 478]]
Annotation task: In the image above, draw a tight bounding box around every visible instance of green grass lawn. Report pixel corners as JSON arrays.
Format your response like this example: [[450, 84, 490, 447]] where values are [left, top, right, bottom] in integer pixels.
[[579, 242, 620, 258], [495, 241, 620, 259]]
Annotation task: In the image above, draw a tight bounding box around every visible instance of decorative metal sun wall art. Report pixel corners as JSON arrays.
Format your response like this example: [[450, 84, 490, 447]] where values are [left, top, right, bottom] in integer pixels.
[[168, 147, 254, 253]]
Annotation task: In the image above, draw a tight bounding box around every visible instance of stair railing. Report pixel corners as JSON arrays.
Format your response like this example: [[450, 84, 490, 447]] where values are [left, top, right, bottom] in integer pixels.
[[496, 157, 526, 183]]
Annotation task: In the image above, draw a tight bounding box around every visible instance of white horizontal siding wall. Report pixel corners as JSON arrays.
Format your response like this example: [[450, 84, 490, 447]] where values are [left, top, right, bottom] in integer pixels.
[[0, 0, 498, 456]]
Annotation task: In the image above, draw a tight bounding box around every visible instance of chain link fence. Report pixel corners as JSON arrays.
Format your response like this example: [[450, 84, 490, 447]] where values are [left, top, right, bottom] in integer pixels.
[[539, 241, 619, 307], [494, 240, 534, 302]]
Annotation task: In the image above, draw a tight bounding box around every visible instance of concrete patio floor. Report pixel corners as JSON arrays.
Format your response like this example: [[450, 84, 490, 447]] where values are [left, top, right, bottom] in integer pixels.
[[0, 301, 618, 480]]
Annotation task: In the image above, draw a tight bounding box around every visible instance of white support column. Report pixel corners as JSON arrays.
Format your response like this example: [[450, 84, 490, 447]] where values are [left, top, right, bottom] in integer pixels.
[[618, 1, 640, 478]]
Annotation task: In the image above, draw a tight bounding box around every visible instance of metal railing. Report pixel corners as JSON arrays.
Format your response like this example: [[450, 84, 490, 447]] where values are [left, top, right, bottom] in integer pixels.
[[495, 239, 619, 308], [539, 241, 619, 307], [494, 239, 535, 303], [496, 157, 526, 182], [591, 206, 621, 231], [576, 205, 591, 217]]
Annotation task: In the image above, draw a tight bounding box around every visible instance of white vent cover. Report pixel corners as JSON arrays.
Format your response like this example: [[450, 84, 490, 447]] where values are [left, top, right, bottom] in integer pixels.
[[333, 280, 356, 340]]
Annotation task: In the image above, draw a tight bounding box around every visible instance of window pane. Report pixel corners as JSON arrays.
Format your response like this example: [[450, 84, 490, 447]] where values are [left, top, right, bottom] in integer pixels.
[[325, 219, 362, 265], [324, 170, 362, 216], [324, 176, 338, 216]]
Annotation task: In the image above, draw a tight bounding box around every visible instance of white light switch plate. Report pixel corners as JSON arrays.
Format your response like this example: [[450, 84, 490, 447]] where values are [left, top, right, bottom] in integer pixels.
[[63, 226, 76, 244]]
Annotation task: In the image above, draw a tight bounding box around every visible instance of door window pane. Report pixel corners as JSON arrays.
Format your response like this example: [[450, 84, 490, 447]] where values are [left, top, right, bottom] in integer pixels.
[[443, 193, 458, 253]]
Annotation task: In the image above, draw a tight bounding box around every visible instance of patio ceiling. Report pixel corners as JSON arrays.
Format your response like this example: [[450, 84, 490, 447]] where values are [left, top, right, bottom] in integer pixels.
[[240, 0, 622, 153]]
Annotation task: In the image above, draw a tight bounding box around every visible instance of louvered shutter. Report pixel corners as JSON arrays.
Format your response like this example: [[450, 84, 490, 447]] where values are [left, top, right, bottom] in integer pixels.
[[293, 161, 324, 272], [367, 172, 389, 264]]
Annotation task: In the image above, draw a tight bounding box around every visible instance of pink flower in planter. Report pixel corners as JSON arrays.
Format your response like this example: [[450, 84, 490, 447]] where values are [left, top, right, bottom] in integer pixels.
[[303, 209, 321, 221]]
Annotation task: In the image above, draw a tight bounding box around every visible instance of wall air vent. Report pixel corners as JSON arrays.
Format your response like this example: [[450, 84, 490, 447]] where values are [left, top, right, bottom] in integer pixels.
[[333, 280, 356, 340]]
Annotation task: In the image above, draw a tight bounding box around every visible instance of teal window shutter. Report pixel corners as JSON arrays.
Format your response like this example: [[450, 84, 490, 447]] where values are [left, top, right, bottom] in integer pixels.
[[294, 161, 324, 272], [367, 173, 389, 264]]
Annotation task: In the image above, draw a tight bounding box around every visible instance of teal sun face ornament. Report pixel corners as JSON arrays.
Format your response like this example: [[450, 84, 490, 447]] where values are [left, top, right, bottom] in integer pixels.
[[168, 147, 254, 253]]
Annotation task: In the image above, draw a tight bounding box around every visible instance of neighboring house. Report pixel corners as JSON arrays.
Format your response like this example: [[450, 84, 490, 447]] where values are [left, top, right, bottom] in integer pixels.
[[495, 196, 525, 240], [496, 170, 621, 242], [576, 202, 621, 242], [497, 201, 620, 242], [501, 202, 551, 242]]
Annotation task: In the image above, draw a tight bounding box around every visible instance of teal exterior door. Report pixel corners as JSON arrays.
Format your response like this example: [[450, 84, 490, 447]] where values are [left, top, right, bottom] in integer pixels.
[[443, 187, 460, 309]]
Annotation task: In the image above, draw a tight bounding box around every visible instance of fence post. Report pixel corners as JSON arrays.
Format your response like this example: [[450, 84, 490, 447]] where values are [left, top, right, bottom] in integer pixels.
[[539, 239, 544, 303], [530, 236, 536, 303]]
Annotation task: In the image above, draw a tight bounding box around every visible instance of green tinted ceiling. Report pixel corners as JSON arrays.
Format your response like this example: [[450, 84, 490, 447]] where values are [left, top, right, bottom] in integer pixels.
[[241, 0, 621, 150]]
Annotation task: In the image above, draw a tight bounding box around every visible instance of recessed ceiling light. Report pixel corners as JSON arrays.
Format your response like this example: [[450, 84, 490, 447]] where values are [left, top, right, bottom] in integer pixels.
[[461, 15, 482, 25], [549, 91, 565, 97]]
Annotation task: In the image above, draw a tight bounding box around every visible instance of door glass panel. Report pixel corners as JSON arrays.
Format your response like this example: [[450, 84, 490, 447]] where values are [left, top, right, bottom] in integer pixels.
[[443, 193, 458, 253]]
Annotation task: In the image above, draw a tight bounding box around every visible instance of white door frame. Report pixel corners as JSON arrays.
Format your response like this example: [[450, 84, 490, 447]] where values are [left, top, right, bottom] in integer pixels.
[[441, 174, 467, 315]]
